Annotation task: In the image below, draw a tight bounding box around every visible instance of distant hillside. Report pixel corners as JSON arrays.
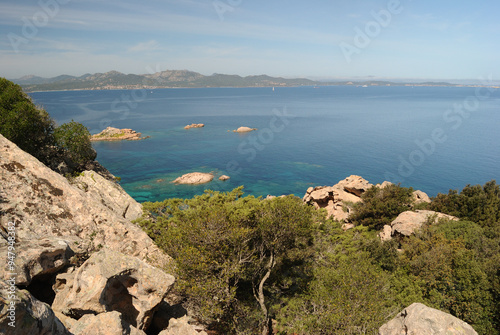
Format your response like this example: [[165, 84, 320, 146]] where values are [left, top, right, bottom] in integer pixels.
[[15, 70, 320, 92], [12, 70, 480, 92]]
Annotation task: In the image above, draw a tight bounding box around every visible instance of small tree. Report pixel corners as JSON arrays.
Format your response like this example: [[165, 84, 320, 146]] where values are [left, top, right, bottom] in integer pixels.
[[0, 77, 55, 162], [53, 120, 96, 167]]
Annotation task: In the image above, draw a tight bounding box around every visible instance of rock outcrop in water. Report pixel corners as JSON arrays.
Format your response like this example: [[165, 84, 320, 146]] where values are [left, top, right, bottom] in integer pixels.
[[91, 127, 149, 141], [0, 134, 201, 334], [234, 126, 257, 133], [184, 123, 205, 129], [173, 172, 214, 184]]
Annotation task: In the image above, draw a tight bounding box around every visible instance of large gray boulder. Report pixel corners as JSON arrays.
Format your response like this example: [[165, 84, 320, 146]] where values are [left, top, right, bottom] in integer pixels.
[[0, 280, 70, 335], [0, 134, 170, 269], [52, 248, 175, 331], [379, 303, 478, 335]]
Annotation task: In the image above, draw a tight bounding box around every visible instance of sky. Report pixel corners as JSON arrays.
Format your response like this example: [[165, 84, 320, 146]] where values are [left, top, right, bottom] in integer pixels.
[[1, 0, 499, 81]]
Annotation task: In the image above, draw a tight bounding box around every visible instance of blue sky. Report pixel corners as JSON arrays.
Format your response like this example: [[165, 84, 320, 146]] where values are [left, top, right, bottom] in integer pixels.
[[1, 0, 499, 81]]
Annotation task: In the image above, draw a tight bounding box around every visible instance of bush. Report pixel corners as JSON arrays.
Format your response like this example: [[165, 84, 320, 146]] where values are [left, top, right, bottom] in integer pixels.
[[349, 184, 414, 230], [0, 77, 55, 163], [54, 120, 96, 166]]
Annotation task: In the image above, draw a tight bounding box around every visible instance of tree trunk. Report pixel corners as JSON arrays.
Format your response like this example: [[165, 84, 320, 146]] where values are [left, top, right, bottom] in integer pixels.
[[254, 252, 275, 335]]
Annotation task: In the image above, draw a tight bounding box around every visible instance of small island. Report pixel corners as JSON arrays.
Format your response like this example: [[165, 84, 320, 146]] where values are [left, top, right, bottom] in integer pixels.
[[234, 126, 257, 133], [173, 172, 214, 184], [184, 123, 205, 129], [91, 127, 149, 141]]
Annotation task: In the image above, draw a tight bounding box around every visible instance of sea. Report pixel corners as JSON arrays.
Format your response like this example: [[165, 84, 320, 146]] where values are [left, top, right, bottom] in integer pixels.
[[29, 85, 500, 203]]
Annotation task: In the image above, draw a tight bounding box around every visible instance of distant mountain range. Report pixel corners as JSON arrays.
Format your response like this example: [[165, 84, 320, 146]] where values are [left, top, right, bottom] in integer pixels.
[[11, 70, 489, 92]]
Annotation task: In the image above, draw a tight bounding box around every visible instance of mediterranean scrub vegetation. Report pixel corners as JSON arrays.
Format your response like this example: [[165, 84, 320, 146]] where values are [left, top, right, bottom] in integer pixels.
[[138, 182, 500, 334], [0, 77, 95, 173]]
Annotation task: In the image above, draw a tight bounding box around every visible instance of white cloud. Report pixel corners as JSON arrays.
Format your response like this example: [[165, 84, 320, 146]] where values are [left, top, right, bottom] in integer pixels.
[[128, 40, 160, 53]]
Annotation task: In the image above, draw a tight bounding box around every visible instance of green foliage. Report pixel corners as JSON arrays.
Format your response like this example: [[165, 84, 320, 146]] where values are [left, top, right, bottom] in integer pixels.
[[138, 188, 318, 333], [0, 77, 97, 173], [138, 181, 500, 334], [276, 223, 395, 335], [0, 77, 55, 162], [54, 120, 96, 166], [350, 184, 415, 229], [430, 180, 500, 227]]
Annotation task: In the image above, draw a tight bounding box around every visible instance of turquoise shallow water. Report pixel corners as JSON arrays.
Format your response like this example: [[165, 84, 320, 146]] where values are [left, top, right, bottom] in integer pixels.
[[30, 86, 500, 203]]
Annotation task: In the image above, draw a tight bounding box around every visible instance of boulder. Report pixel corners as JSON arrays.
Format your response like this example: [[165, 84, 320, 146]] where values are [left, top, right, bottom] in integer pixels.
[[379, 302, 478, 335], [0, 134, 171, 269], [412, 190, 431, 204], [73, 170, 143, 221], [173, 172, 214, 184], [234, 126, 257, 133], [52, 248, 175, 331], [0, 280, 70, 335], [303, 175, 371, 221], [219, 175, 230, 181], [336, 175, 373, 197], [0, 237, 74, 287], [70, 311, 146, 335], [378, 225, 393, 242], [158, 316, 208, 335], [390, 210, 459, 238]]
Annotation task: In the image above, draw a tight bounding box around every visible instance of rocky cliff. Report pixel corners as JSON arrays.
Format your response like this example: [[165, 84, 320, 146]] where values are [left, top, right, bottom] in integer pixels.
[[0, 134, 204, 334]]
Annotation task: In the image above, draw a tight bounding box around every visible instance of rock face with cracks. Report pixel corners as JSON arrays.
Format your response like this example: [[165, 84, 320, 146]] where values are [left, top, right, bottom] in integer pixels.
[[52, 248, 175, 331], [0, 134, 170, 270]]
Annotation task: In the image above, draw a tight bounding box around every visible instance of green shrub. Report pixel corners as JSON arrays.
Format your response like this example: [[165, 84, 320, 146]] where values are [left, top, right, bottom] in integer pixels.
[[350, 184, 414, 230], [0, 77, 55, 163], [54, 120, 96, 166]]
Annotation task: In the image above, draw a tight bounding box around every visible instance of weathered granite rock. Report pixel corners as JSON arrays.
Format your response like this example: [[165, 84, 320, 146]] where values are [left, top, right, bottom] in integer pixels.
[[234, 126, 257, 133], [158, 316, 208, 335], [219, 175, 230, 181], [390, 210, 459, 238], [379, 303, 478, 335], [70, 311, 146, 335], [0, 280, 71, 335], [376, 181, 394, 188], [91, 127, 148, 141], [0, 134, 170, 269], [412, 190, 431, 204], [173, 172, 214, 184], [0, 237, 74, 287], [303, 175, 371, 221], [52, 248, 175, 331], [379, 225, 393, 242], [184, 123, 205, 129], [336, 175, 373, 197], [73, 170, 143, 221]]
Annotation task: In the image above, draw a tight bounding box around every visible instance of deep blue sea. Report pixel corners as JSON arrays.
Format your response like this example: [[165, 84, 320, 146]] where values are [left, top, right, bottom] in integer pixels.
[[29, 86, 500, 203]]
